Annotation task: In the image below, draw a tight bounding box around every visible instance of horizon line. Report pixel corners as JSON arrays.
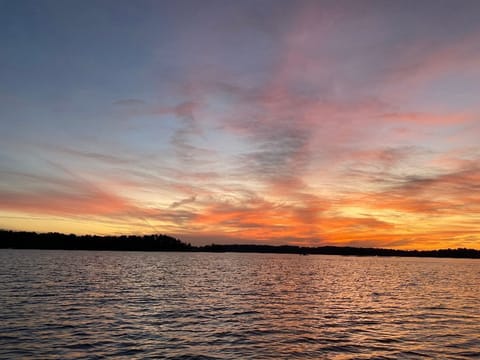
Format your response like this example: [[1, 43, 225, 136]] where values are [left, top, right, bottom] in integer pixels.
[[1, 229, 479, 253]]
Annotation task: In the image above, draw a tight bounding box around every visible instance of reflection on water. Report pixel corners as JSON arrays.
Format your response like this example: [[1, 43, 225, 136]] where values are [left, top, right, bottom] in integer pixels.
[[0, 250, 479, 359]]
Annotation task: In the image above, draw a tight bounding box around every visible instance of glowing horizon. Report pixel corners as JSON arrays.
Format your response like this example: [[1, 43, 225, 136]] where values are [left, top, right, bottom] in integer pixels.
[[1, 1, 480, 250]]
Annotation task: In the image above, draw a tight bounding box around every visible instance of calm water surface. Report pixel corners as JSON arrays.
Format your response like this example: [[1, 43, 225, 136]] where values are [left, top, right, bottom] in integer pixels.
[[0, 250, 479, 359]]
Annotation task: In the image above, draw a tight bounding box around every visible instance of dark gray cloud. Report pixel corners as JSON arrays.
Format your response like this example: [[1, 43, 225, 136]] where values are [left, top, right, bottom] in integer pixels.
[[169, 195, 197, 209], [239, 125, 310, 187]]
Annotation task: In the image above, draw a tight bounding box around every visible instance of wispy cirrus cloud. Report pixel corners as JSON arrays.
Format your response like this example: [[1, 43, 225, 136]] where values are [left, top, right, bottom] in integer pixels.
[[112, 98, 146, 106], [0, 172, 138, 217], [383, 31, 480, 89], [169, 195, 197, 209]]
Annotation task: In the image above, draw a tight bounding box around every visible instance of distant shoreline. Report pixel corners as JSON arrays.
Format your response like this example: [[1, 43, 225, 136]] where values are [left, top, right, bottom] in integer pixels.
[[1, 230, 479, 259]]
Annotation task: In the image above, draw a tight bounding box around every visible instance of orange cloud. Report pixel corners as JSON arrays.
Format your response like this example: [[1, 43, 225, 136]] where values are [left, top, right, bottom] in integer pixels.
[[0, 187, 136, 217]]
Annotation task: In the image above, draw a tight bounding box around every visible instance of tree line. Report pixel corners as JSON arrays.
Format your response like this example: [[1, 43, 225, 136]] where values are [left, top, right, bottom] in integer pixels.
[[1, 230, 479, 258]]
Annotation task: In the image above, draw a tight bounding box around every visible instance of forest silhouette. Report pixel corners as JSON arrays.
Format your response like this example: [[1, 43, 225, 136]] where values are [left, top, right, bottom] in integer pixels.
[[1, 230, 478, 259]]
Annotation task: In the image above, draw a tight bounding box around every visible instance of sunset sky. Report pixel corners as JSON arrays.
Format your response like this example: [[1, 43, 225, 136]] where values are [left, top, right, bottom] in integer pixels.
[[1, 0, 480, 249]]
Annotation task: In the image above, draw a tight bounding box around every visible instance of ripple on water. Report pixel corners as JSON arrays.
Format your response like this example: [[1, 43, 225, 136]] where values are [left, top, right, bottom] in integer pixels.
[[0, 250, 479, 359]]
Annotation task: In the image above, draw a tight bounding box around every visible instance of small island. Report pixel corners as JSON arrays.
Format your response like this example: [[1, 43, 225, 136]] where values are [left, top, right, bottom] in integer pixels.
[[1, 230, 478, 259]]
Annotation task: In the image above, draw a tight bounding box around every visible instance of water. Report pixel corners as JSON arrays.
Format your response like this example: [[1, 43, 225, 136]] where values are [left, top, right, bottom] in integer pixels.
[[0, 250, 479, 359]]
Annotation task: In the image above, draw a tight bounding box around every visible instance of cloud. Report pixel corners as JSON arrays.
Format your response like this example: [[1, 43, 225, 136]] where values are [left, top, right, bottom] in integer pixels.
[[191, 192, 331, 242], [112, 98, 146, 106], [0, 164, 146, 222], [238, 125, 310, 186], [379, 111, 472, 125], [344, 159, 480, 216], [169, 195, 197, 209], [0, 181, 137, 217], [384, 31, 480, 88], [41, 144, 133, 165], [152, 100, 218, 164]]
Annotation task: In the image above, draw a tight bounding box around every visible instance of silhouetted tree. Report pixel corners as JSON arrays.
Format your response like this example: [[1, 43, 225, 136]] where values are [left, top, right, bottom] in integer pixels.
[[1, 230, 478, 258]]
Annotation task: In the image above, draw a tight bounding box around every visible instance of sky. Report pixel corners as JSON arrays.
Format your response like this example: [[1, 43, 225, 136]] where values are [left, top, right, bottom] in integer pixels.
[[1, 0, 480, 249]]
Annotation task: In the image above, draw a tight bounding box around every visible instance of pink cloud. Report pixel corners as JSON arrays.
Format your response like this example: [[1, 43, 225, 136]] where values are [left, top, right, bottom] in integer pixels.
[[0, 187, 136, 217]]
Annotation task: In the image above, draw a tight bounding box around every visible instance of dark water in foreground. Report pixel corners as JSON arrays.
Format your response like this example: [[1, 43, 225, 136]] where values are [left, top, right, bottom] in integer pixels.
[[0, 250, 479, 359]]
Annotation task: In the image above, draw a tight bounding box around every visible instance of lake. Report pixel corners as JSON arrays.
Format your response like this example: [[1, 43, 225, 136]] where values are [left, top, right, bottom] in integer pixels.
[[0, 250, 479, 359]]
